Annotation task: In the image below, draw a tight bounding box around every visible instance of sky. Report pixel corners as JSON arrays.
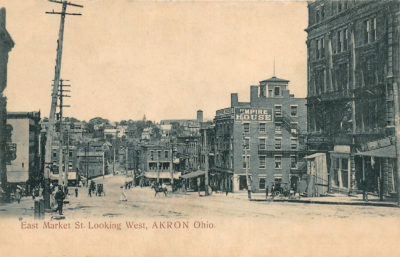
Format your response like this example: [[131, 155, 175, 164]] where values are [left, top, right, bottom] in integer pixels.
[[2, 0, 308, 122]]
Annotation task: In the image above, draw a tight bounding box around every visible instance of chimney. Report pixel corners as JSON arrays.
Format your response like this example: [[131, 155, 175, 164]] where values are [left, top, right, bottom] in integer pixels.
[[197, 110, 203, 123], [250, 86, 258, 104], [231, 93, 238, 107], [0, 8, 5, 28]]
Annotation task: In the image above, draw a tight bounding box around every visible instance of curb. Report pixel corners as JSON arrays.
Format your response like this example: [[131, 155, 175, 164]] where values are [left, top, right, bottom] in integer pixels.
[[250, 198, 398, 208]]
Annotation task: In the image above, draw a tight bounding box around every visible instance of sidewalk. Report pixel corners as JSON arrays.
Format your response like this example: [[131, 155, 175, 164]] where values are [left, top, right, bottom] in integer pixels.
[[239, 192, 399, 208]]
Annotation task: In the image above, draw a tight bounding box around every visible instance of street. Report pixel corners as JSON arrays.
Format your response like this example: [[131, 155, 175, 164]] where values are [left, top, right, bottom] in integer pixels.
[[2, 174, 400, 257], [2, 174, 400, 220]]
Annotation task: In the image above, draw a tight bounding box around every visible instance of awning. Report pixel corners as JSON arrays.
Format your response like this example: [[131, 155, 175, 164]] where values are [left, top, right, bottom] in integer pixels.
[[144, 172, 181, 179], [355, 145, 396, 158], [180, 170, 205, 179], [304, 153, 325, 159]]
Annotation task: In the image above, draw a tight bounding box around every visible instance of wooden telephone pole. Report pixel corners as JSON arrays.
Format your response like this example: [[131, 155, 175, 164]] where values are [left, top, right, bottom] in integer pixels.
[[43, 0, 82, 209]]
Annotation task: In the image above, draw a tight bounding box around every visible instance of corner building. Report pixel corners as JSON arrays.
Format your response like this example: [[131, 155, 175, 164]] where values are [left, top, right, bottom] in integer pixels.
[[214, 77, 306, 193], [306, 0, 400, 196]]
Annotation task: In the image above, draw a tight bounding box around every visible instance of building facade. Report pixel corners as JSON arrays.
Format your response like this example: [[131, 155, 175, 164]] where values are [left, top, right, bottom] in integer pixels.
[[306, 0, 400, 196], [214, 76, 307, 193], [138, 143, 181, 185], [0, 8, 14, 199], [6, 112, 41, 192]]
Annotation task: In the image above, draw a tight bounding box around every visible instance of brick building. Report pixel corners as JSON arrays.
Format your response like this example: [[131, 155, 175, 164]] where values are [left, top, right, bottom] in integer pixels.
[[306, 0, 400, 197], [214, 76, 307, 193]]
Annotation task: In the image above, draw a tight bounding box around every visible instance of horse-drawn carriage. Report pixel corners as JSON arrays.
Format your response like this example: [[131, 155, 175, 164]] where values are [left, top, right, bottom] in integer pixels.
[[95, 183, 105, 196], [151, 183, 168, 196]]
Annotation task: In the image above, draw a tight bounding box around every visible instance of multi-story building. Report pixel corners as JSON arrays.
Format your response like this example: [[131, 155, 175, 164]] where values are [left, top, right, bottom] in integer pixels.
[[76, 141, 111, 180], [0, 8, 14, 199], [138, 143, 181, 185], [49, 143, 78, 186], [306, 0, 400, 197], [6, 112, 41, 192], [214, 76, 307, 193]]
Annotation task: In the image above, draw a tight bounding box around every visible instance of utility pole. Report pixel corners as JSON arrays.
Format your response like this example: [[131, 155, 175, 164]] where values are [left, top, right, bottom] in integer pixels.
[[393, 81, 400, 206], [63, 129, 70, 190], [170, 142, 174, 186], [102, 150, 105, 180], [85, 142, 89, 187], [57, 79, 71, 189], [204, 130, 209, 196], [113, 130, 116, 175], [43, 0, 83, 210]]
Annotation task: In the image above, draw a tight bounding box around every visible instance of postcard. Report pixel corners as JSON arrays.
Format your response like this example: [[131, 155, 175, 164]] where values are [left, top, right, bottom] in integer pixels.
[[1, 0, 400, 256]]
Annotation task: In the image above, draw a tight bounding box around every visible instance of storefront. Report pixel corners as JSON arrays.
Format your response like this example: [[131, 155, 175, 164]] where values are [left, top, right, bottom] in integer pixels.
[[304, 153, 328, 196], [355, 144, 398, 198], [329, 146, 351, 193]]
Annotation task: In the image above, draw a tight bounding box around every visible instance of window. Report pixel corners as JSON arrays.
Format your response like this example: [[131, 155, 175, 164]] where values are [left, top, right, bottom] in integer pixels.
[[259, 178, 266, 189], [275, 137, 282, 150], [259, 123, 266, 133], [150, 151, 154, 161], [69, 151, 73, 157], [242, 156, 249, 169], [259, 138, 266, 150], [157, 151, 161, 159], [165, 150, 168, 158], [336, 28, 348, 53], [53, 151, 57, 158], [291, 138, 297, 150], [364, 18, 377, 44], [274, 156, 282, 169], [321, 5, 325, 19], [275, 123, 282, 134], [274, 86, 281, 96], [259, 156, 266, 169], [243, 138, 250, 150], [290, 105, 298, 117], [243, 123, 250, 133], [337, 30, 342, 53], [316, 10, 320, 23], [291, 128, 297, 135], [316, 38, 325, 59], [274, 105, 282, 117], [291, 155, 297, 169]]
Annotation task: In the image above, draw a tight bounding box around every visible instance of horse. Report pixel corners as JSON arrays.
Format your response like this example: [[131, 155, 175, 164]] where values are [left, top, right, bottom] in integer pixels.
[[151, 184, 168, 197]]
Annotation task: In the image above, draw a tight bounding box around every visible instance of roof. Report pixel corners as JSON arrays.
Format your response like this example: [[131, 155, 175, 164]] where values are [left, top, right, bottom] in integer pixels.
[[355, 145, 396, 158], [180, 170, 205, 179], [260, 76, 289, 83]]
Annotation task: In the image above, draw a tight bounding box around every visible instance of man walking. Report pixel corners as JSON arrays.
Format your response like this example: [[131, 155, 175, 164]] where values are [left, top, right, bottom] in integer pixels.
[[54, 186, 65, 215]]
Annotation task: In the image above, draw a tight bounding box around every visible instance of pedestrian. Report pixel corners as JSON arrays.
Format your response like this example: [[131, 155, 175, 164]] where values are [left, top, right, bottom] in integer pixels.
[[54, 186, 65, 215], [362, 179, 368, 202], [120, 186, 127, 201], [75, 187, 78, 197], [266, 186, 269, 199], [15, 186, 22, 204], [271, 184, 275, 198]]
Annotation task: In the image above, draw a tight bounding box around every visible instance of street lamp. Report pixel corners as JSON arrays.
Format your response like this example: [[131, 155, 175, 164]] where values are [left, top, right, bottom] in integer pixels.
[[243, 134, 251, 200]]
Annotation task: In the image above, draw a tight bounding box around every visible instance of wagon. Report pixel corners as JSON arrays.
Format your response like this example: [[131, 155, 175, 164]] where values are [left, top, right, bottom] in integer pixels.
[[95, 183, 105, 196]]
